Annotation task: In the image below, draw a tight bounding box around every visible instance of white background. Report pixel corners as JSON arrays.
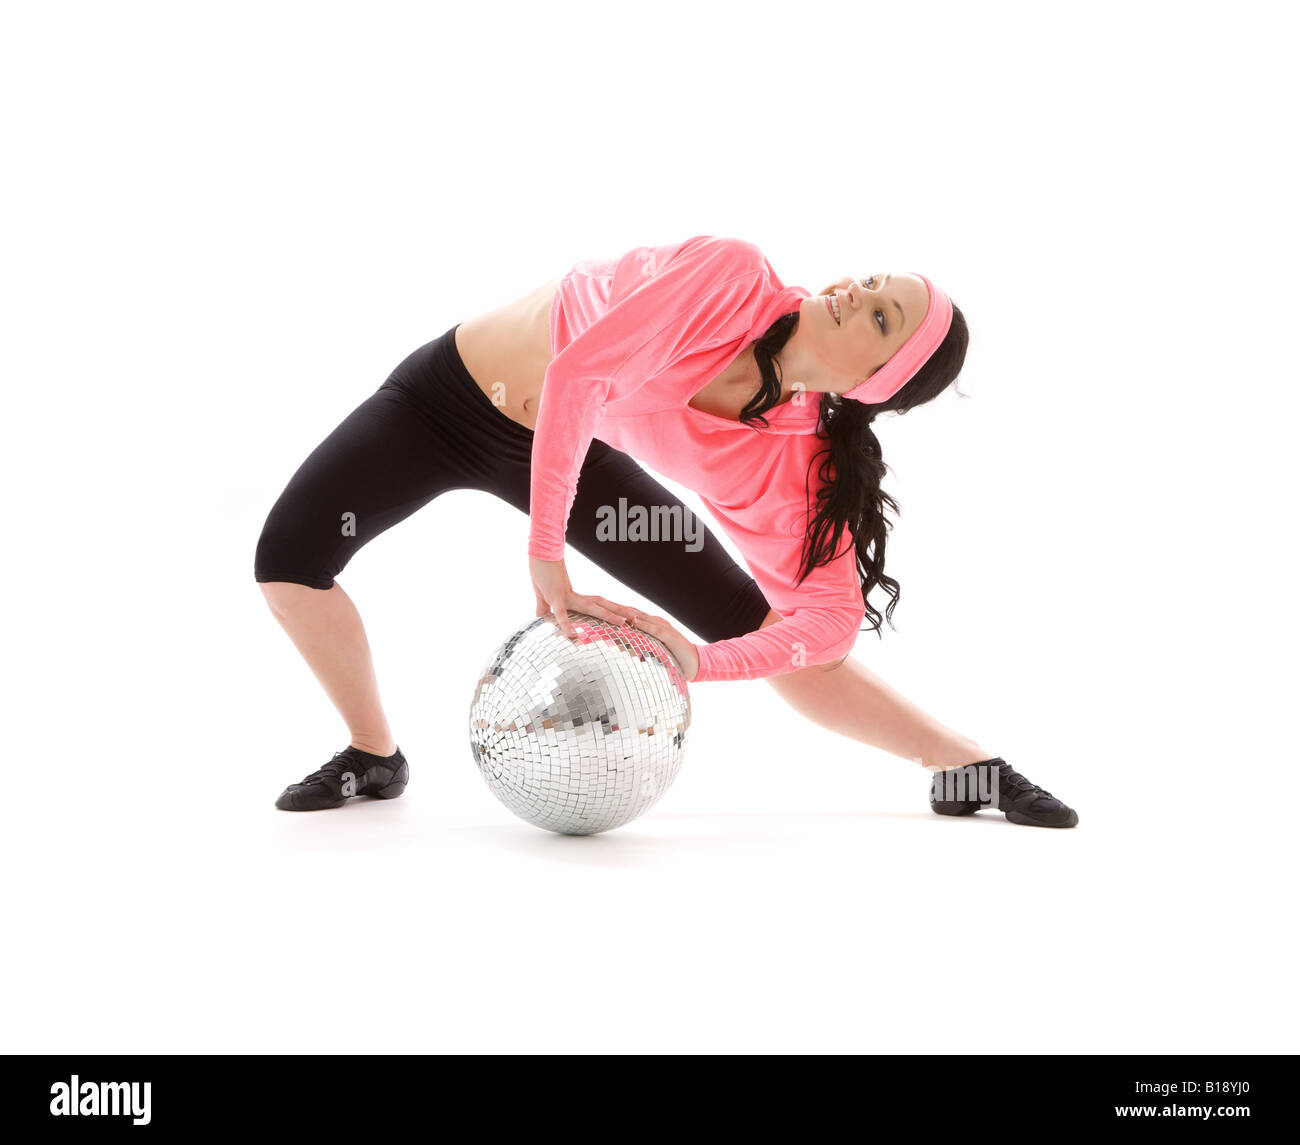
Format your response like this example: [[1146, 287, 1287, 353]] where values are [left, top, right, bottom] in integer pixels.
[[2, 0, 1296, 1054]]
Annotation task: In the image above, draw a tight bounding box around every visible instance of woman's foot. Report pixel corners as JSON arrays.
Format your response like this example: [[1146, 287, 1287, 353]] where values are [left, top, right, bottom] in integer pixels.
[[929, 757, 1078, 827], [275, 745, 409, 811]]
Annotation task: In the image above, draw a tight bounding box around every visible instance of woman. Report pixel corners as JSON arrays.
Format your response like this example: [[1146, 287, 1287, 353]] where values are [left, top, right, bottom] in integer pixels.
[[254, 235, 1078, 827]]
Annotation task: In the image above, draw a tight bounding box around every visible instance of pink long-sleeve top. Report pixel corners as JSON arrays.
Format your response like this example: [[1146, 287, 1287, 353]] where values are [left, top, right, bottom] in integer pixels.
[[529, 234, 865, 683]]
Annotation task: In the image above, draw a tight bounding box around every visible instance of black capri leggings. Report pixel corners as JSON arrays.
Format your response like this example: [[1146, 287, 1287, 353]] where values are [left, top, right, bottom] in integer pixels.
[[253, 324, 773, 645]]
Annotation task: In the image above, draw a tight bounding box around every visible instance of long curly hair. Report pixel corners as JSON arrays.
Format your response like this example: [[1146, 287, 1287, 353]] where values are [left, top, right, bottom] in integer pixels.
[[737, 302, 970, 636]]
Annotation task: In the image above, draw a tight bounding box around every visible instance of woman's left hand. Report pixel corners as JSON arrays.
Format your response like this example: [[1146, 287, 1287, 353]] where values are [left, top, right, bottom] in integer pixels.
[[626, 610, 700, 682]]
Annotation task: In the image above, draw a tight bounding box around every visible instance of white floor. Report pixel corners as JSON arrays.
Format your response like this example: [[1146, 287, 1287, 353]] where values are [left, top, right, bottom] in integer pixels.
[[7, 655, 1292, 1054]]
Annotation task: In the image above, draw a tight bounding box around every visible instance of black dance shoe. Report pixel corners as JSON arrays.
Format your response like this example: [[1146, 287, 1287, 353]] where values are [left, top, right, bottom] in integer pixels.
[[929, 756, 1078, 828], [275, 746, 409, 811]]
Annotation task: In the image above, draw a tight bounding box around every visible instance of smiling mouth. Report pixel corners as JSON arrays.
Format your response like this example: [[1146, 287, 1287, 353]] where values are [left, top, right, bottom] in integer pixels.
[[824, 295, 841, 325]]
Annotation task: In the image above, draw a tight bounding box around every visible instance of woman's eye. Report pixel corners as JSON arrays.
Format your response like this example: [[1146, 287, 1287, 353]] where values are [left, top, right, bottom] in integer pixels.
[[860, 276, 885, 332]]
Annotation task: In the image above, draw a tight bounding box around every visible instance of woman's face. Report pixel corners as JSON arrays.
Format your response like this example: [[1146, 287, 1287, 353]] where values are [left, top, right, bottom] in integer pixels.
[[798, 272, 931, 386]]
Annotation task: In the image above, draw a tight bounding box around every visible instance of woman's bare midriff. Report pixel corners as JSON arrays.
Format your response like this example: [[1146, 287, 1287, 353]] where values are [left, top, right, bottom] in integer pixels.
[[454, 276, 562, 431], [454, 276, 761, 430]]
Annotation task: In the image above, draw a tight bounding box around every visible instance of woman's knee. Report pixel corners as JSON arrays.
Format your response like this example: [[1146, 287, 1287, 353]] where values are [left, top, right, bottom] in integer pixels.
[[259, 579, 335, 617], [254, 496, 345, 592]]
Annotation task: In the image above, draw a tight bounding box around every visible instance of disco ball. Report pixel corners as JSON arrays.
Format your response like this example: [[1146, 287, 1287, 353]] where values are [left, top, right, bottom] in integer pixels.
[[468, 611, 692, 835]]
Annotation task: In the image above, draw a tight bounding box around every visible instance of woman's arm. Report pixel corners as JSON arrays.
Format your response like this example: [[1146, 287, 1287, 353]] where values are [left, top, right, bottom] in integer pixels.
[[687, 496, 866, 683], [528, 236, 767, 561], [627, 574, 861, 684], [691, 601, 863, 682], [626, 517, 868, 681]]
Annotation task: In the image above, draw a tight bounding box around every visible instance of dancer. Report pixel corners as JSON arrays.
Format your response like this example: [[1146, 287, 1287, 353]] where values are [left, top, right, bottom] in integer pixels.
[[255, 235, 1077, 827]]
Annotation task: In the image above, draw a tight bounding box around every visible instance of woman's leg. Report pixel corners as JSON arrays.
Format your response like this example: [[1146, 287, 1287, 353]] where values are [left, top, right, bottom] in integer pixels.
[[552, 445, 990, 771], [259, 581, 395, 757], [254, 327, 495, 766], [758, 638, 989, 771]]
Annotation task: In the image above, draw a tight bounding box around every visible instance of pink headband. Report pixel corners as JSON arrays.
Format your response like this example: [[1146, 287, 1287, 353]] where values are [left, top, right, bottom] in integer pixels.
[[841, 273, 953, 405]]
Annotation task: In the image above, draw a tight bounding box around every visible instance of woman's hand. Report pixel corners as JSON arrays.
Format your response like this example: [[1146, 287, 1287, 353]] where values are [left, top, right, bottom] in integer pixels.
[[529, 558, 700, 680], [626, 611, 700, 682], [529, 556, 641, 640]]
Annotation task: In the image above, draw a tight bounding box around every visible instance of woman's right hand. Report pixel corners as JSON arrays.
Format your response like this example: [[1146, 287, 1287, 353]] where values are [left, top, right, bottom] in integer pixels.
[[530, 555, 642, 639]]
